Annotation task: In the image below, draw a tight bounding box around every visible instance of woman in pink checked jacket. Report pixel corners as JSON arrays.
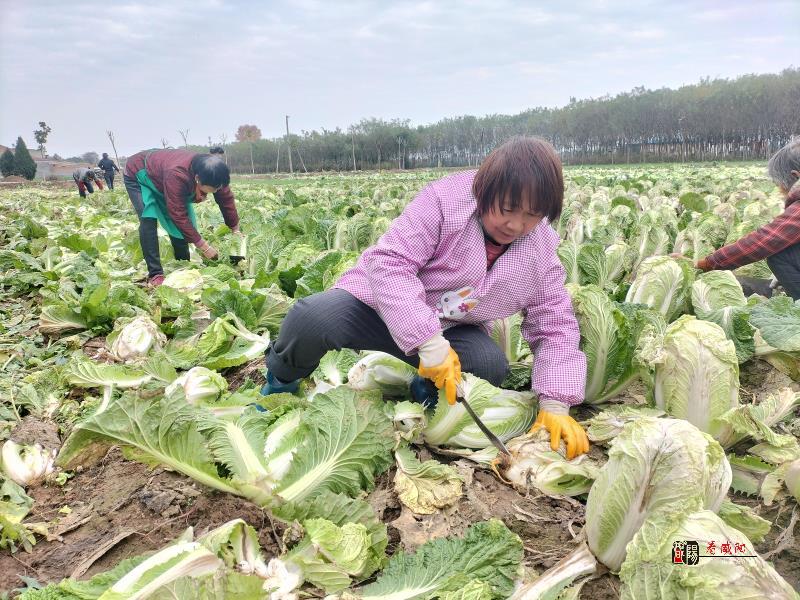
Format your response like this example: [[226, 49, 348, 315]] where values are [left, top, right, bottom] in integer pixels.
[[262, 137, 590, 459]]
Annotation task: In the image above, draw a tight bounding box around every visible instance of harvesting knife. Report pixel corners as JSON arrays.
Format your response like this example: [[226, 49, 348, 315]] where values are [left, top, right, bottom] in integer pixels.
[[456, 393, 511, 456]]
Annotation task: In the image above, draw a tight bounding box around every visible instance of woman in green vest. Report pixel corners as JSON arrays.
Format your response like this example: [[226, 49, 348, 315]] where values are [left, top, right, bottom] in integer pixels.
[[123, 149, 241, 286]]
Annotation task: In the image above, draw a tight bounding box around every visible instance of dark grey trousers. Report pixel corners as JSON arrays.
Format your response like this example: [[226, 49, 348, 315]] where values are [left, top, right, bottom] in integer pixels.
[[767, 244, 800, 300], [124, 174, 190, 278], [267, 289, 509, 385]]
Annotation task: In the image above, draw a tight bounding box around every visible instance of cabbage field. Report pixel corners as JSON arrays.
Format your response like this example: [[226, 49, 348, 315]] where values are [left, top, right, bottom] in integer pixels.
[[1, 165, 799, 599]]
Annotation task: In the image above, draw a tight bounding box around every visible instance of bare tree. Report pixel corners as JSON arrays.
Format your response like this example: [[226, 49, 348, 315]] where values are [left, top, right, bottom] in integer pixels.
[[178, 129, 190, 147], [106, 130, 122, 170], [161, 138, 170, 149], [295, 145, 308, 173], [397, 136, 402, 169]]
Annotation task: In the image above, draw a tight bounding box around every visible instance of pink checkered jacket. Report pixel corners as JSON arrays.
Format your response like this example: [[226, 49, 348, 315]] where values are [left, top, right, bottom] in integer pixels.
[[335, 170, 586, 407]]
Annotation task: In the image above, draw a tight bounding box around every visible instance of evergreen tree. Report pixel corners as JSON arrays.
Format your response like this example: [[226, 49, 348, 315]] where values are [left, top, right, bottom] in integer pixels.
[[12, 137, 37, 180], [0, 149, 14, 177]]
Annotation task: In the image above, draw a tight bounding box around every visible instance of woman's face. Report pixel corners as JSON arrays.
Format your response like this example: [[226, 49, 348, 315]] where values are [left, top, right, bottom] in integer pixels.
[[481, 191, 543, 244], [195, 176, 221, 196], [778, 170, 800, 197]]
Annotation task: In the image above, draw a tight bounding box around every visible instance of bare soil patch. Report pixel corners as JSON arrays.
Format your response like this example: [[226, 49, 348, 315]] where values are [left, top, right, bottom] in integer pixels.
[[0, 448, 283, 594]]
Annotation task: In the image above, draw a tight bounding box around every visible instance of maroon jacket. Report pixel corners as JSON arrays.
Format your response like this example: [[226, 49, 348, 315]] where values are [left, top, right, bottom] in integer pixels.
[[125, 149, 239, 245], [700, 183, 800, 271]]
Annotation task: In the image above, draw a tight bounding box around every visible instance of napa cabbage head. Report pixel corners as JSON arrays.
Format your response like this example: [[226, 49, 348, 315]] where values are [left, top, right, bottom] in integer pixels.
[[620, 510, 798, 600], [625, 255, 694, 322], [672, 213, 728, 259], [1, 441, 56, 487], [691, 271, 754, 362], [557, 241, 581, 285], [165, 366, 228, 404], [596, 241, 631, 292], [108, 315, 166, 362], [494, 428, 601, 497], [638, 315, 740, 441], [391, 401, 426, 444], [585, 417, 731, 572], [162, 268, 205, 299], [568, 284, 659, 404], [347, 352, 417, 398], [573, 242, 633, 295], [630, 210, 677, 271], [313, 349, 360, 387], [423, 374, 535, 448]]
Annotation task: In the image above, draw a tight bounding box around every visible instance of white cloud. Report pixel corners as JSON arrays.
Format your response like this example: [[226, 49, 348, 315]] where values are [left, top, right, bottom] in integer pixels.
[[631, 27, 666, 40], [0, 0, 793, 156]]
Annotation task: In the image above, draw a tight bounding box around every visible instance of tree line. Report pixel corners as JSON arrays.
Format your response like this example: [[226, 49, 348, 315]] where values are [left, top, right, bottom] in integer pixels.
[[191, 68, 799, 173]]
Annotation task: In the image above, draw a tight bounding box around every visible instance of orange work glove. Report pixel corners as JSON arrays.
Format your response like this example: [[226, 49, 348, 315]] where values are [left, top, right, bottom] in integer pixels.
[[531, 405, 590, 460], [417, 334, 461, 405]]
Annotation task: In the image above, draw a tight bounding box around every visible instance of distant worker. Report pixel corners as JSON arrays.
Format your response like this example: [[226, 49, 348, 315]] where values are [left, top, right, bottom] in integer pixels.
[[695, 138, 800, 298], [73, 167, 104, 198], [98, 152, 120, 189], [209, 145, 224, 156], [123, 149, 242, 287]]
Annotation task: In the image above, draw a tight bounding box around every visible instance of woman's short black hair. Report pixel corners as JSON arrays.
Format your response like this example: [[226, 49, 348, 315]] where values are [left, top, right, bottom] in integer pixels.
[[191, 154, 230, 188], [472, 136, 564, 222]]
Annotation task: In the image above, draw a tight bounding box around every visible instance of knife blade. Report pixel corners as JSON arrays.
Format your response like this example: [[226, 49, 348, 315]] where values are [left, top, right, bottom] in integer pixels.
[[456, 394, 511, 456]]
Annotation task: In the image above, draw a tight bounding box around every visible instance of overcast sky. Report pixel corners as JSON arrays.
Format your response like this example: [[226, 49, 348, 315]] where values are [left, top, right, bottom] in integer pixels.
[[0, 0, 795, 157]]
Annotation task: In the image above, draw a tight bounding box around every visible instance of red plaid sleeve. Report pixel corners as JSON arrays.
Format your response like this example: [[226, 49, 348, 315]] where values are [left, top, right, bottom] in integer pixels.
[[705, 202, 800, 270]]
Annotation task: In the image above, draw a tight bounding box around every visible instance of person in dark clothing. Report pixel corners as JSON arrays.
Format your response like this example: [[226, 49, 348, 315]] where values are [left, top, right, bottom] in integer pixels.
[[73, 167, 104, 197], [123, 149, 242, 286], [97, 153, 120, 189]]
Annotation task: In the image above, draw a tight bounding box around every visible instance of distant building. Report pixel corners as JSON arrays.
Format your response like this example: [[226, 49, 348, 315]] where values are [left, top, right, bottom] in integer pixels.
[[34, 157, 93, 180], [1, 143, 123, 179]]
